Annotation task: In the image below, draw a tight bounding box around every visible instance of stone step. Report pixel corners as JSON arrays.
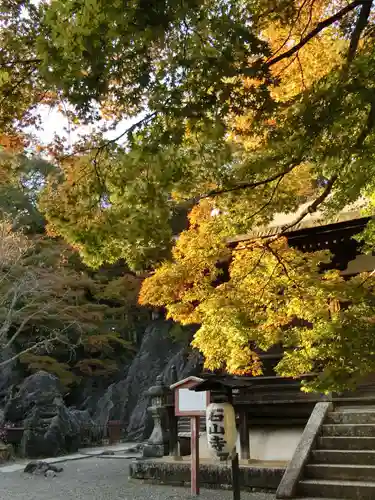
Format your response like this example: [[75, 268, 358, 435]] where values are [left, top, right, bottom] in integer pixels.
[[317, 436, 375, 450], [336, 403, 375, 410], [326, 412, 375, 425], [312, 449, 375, 465], [298, 479, 375, 499], [305, 464, 375, 482], [322, 424, 375, 437]]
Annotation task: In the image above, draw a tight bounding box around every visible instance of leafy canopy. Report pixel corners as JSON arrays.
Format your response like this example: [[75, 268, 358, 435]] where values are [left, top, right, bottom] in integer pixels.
[[3, 0, 375, 390], [27, 0, 375, 268], [140, 202, 375, 393]]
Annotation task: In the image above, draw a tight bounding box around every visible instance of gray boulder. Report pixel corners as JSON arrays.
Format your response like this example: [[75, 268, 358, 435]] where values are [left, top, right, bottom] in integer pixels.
[[4, 371, 62, 423], [4, 371, 93, 458], [24, 461, 63, 475]]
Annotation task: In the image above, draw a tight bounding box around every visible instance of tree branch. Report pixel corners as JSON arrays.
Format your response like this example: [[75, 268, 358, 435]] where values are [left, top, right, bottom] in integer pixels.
[[1, 287, 73, 350], [0, 58, 42, 69], [279, 174, 338, 234], [265, 242, 302, 289], [62, 111, 159, 161], [273, 97, 375, 236], [96, 111, 158, 150], [265, 0, 311, 62], [258, 263, 279, 301], [0, 323, 77, 369], [0, 286, 20, 340], [0, 67, 36, 105], [200, 162, 299, 199], [240, 174, 286, 225], [267, 0, 364, 68], [347, 0, 373, 64], [4, 308, 46, 350], [355, 99, 375, 148], [0, 338, 53, 368], [297, 53, 306, 91]]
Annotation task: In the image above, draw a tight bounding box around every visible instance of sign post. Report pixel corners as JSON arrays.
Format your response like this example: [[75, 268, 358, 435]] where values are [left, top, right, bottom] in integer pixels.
[[191, 415, 200, 495], [170, 376, 210, 497]]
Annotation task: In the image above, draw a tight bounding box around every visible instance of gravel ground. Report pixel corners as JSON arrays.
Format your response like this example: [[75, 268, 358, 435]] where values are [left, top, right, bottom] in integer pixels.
[[0, 457, 276, 500]]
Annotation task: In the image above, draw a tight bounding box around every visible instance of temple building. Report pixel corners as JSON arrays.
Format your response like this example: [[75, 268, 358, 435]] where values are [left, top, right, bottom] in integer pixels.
[[132, 201, 375, 499]]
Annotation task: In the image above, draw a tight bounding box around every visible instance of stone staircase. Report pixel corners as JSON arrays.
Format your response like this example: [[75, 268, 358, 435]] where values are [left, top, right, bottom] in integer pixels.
[[298, 405, 375, 499]]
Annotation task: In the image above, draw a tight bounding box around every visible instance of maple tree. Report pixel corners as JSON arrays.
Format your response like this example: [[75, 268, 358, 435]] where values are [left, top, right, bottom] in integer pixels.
[[0, 218, 143, 389], [0, 152, 145, 388], [140, 202, 375, 393], [26, 0, 375, 269], [2, 0, 375, 390], [0, 0, 48, 133]]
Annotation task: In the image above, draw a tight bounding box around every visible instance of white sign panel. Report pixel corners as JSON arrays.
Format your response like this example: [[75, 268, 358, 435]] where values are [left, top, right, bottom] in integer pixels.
[[178, 388, 208, 412]]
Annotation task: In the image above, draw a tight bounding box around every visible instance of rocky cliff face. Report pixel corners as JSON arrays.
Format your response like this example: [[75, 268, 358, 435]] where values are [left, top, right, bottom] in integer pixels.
[[0, 319, 202, 457], [87, 319, 202, 440]]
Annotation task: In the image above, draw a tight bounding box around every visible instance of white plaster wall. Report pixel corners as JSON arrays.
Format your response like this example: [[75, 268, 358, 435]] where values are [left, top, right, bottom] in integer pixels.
[[199, 432, 211, 458], [248, 427, 304, 461], [198, 427, 303, 461], [342, 253, 375, 275]]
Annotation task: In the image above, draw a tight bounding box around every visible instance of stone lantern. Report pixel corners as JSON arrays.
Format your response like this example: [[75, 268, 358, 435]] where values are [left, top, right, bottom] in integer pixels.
[[142, 375, 171, 458]]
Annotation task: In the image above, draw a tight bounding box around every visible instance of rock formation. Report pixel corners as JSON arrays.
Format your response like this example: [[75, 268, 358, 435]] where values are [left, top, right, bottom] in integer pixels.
[[0, 319, 202, 457], [3, 371, 93, 458], [88, 319, 202, 440]]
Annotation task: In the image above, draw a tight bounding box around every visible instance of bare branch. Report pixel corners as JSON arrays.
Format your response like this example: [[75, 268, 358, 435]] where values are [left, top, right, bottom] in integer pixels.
[[238, 245, 268, 278], [96, 111, 158, 151], [297, 53, 306, 91], [240, 175, 285, 225], [300, 0, 318, 38], [355, 99, 375, 148], [0, 286, 20, 340], [4, 308, 48, 350], [0, 338, 54, 368], [61, 111, 158, 161], [0, 322, 78, 369], [258, 263, 279, 301], [0, 67, 36, 105], [0, 287, 20, 338]]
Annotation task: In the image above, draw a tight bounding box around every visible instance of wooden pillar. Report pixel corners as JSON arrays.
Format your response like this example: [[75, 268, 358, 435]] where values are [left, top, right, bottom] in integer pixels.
[[238, 410, 250, 460], [231, 451, 241, 500], [191, 415, 200, 496]]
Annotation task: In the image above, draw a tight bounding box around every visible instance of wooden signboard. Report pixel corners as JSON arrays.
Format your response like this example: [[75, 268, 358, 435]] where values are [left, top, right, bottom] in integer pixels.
[[170, 376, 210, 496], [172, 376, 210, 417]]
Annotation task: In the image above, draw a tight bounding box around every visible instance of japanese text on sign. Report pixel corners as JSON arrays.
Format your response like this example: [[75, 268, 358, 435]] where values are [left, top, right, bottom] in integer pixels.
[[207, 408, 227, 452]]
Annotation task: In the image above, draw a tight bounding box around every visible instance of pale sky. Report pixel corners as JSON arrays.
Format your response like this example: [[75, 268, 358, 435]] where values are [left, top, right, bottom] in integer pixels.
[[26, 105, 137, 149]]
